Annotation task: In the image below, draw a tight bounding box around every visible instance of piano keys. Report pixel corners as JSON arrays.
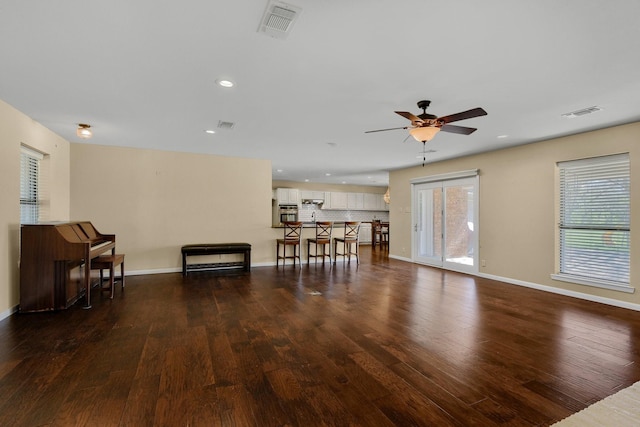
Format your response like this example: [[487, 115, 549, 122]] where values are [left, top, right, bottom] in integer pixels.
[[19, 221, 116, 312]]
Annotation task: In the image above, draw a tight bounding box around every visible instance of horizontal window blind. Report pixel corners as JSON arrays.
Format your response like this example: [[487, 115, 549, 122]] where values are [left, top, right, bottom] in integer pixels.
[[20, 146, 43, 224], [558, 154, 630, 285]]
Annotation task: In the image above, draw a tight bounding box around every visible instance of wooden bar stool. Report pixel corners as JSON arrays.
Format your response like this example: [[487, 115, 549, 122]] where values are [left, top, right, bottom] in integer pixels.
[[276, 222, 303, 267], [307, 221, 332, 265], [333, 222, 360, 265], [372, 220, 382, 249], [380, 222, 389, 250], [91, 254, 125, 299]]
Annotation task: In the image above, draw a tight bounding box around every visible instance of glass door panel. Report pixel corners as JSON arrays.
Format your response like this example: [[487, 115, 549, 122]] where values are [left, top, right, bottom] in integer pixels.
[[412, 176, 477, 274], [443, 181, 476, 272], [414, 182, 442, 266]]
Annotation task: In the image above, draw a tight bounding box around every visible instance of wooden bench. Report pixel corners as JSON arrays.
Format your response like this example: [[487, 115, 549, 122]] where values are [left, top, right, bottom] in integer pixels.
[[181, 243, 251, 275], [90, 254, 125, 299]]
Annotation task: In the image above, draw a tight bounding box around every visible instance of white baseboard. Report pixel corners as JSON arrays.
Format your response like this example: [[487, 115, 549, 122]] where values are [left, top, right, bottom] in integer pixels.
[[0, 305, 18, 322], [389, 254, 412, 263], [388, 255, 640, 312], [477, 272, 640, 312]]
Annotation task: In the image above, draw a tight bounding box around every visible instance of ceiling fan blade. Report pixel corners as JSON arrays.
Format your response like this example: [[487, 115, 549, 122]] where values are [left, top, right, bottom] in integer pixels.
[[438, 107, 487, 124], [395, 111, 423, 123], [365, 126, 408, 133], [440, 124, 477, 135]]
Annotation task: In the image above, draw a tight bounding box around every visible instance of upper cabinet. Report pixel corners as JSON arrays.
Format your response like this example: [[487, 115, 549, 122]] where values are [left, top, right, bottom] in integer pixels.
[[364, 193, 387, 211], [276, 187, 387, 211], [347, 192, 364, 210], [275, 188, 300, 205], [328, 192, 348, 210], [300, 190, 325, 201], [322, 191, 388, 211]]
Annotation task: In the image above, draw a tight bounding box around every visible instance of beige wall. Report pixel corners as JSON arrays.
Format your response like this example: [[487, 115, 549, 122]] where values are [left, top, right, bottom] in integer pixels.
[[390, 121, 640, 306], [0, 99, 71, 316], [70, 144, 275, 272]]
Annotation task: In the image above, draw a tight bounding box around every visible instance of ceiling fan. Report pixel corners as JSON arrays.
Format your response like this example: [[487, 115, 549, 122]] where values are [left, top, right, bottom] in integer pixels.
[[365, 100, 487, 142]]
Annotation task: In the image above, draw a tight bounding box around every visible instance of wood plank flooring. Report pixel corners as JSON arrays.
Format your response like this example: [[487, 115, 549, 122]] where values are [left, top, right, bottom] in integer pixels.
[[2, 247, 640, 426]]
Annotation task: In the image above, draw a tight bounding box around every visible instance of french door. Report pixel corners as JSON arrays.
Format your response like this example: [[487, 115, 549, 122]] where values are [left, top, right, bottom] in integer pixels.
[[413, 175, 478, 274]]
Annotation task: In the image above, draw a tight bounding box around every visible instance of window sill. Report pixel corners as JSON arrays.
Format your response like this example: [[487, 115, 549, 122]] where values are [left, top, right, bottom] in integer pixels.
[[551, 274, 634, 294]]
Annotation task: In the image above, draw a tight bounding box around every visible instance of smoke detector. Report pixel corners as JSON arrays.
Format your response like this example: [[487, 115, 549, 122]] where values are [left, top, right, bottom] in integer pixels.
[[258, 1, 302, 40]]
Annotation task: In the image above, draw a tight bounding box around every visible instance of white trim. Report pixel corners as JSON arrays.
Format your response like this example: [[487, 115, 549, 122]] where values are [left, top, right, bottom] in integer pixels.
[[390, 256, 640, 312], [0, 305, 18, 322], [20, 144, 45, 160], [126, 267, 182, 276], [557, 152, 629, 168], [410, 169, 478, 184], [551, 273, 634, 294], [479, 272, 640, 312], [389, 254, 412, 263], [125, 259, 358, 276]]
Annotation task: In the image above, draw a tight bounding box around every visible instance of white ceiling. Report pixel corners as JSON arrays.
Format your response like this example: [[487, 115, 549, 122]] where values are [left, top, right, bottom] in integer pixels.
[[2, 1, 640, 187]]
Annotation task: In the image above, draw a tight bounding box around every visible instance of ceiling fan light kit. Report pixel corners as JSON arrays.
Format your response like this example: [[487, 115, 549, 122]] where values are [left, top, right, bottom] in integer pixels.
[[76, 123, 92, 139], [366, 100, 487, 147], [409, 126, 440, 142]]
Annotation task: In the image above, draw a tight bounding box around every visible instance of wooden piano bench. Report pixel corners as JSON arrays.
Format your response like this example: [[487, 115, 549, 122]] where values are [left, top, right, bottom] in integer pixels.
[[181, 243, 251, 275], [91, 254, 125, 299]]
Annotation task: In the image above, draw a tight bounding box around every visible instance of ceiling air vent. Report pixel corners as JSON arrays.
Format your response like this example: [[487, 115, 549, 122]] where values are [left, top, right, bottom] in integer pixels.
[[561, 106, 604, 119], [217, 120, 235, 130], [258, 1, 302, 40]]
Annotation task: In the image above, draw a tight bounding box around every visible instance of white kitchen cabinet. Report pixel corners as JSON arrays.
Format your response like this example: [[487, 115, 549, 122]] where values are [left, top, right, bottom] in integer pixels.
[[300, 190, 325, 201], [319, 191, 388, 211], [347, 192, 364, 210], [359, 223, 372, 243], [328, 192, 348, 209], [276, 188, 300, 205], [363, 193, 380, 210]]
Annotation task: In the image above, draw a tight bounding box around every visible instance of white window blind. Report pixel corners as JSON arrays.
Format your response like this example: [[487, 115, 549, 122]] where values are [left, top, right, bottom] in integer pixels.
[[556, 153, 630, 289], [20, 146, 43, 224]]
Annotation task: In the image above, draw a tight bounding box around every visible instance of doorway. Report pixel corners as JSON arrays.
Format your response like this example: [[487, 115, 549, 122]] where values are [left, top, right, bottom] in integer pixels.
[[412, 173, 478, 274]]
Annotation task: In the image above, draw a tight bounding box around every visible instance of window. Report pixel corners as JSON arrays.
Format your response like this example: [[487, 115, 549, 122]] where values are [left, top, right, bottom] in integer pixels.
[[20, 146, 44, 224], [553, 153, 631, 292]]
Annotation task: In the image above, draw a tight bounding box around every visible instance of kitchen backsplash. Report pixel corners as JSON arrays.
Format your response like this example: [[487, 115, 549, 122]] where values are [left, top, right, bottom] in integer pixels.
[[299, 204, 389, 223]]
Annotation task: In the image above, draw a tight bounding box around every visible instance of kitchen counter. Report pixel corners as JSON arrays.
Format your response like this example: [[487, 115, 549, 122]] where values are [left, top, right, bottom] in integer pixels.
[[272, 221, 372, 228]]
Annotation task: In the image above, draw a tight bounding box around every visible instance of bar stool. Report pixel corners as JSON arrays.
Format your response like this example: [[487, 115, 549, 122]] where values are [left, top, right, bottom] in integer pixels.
[[333, 221, 360, 265], [372, 220, 382, 249], [307, 221, 332, 265], [90, 254, 125, 299], [276, 221, 303, 267], [380, 222, 389, 250]]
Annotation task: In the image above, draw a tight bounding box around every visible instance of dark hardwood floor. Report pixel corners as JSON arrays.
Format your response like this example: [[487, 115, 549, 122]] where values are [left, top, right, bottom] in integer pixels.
[[2, 247, 640, 426]]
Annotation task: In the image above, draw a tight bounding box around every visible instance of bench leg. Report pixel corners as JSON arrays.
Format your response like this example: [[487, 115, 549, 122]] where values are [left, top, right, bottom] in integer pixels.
[[182, 253, 187, 276], [244, 249, 251, 271], [121, 260, 125, 289], [109, 262, 115, 299]]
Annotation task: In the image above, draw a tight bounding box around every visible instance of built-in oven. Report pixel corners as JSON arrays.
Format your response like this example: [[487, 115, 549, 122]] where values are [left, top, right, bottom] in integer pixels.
[[279, 204, 298, 223]]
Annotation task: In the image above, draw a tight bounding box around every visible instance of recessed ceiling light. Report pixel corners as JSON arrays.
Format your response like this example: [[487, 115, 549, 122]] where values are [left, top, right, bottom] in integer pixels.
[[204, 130, 216, 134], [341, 181, 347, 184], [276, 169, 283, 173], [304, 179, 309, 182], [216, 79, 234, 88], [497, 134, 509, 139], [325, 173, 331, 176]]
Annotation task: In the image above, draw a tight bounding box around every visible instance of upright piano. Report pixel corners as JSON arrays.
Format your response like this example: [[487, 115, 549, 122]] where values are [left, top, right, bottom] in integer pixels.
[[20, 221, 116, 312]]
